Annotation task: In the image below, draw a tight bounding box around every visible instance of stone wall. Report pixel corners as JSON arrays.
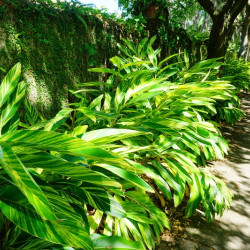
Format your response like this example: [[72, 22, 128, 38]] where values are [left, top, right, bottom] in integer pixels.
[[0, 0, 137, 117]]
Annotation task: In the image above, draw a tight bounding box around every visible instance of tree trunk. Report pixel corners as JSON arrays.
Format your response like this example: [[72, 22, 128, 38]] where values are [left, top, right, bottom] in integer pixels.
[[197, 0, 248, 59], [238, 4, 250, 60], [207, 15, 235, 58]]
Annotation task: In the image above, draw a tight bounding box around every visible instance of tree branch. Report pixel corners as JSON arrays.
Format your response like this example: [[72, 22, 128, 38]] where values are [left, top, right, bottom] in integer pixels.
[[230, 0, 248, 22], [196, 0, 217, 19], [221, 0, 234, 14]]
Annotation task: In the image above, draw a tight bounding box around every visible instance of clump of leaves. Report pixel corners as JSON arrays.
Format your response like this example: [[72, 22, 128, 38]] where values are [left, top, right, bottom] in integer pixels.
[[0, 64, 152, 250], [222, 58, 250, 92], [36, 37, 239, 247], [0, 36, 246, 249]]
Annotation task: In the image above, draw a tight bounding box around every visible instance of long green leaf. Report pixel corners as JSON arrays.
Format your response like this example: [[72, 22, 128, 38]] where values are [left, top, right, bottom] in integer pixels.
[[0, 142, 57, 221], [96, 164, 154, 193], [0, 81, 26, 135], [0, 185, 93, 249], [0, 63, 21, 108], [72, 186, 126, 218], [125, 191, 170, 229], [91, 234, 144, 250], [0, 130, 129, 166], [18, 151, 121, 188], [81, 128, 143, 144], [44, 108, 73, 131], [88, 68, 119, 76]]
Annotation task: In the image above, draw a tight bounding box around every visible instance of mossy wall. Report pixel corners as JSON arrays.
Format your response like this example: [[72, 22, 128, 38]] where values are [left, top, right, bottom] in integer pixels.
[[0, 1, 137, 117]]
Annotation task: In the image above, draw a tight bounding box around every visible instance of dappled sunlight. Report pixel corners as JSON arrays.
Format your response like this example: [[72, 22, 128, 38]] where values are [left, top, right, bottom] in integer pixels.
[[174, 93, 250, 250], [0, 1, 249, 249]]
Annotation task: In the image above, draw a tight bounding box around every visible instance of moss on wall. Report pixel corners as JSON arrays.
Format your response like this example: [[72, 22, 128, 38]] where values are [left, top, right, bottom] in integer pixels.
[[0, 0, 137, 117]]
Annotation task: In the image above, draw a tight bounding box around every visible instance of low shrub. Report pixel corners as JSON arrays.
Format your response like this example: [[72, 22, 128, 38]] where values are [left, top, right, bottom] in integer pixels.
[[0, 38, 247, 249]]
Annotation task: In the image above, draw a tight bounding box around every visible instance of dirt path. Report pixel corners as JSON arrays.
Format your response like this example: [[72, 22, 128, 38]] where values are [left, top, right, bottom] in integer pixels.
[[159, 93, 250, 250]]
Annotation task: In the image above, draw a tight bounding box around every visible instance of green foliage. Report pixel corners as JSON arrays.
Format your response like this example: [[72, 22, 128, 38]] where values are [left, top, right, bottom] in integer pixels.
[[222, 59, 250, 91], [0, 63, 25, 136], [212, 59, 249, 125], [0, 63, 164, 250], [0, 63, 152, 249], [119, 0, 169, 16], [71, 37, 238, 222], [1, 37, 247, 249], [32, 38, 241, 246], [0, 0, 143, 117]]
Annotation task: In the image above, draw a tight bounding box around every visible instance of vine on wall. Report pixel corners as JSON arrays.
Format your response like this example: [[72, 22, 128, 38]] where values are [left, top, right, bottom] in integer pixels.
[[0, 0, 141, 117]]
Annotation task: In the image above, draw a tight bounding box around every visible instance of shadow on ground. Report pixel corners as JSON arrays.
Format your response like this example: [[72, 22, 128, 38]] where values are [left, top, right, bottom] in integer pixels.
[[158, 93, 250, 250]]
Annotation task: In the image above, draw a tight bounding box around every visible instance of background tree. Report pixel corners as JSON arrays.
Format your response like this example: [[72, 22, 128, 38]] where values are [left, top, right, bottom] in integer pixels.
[[119, 0, 170, 37], [197, 0, 248, 58], [238, 1, 250, 61], [119, 0, 249, 59]]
